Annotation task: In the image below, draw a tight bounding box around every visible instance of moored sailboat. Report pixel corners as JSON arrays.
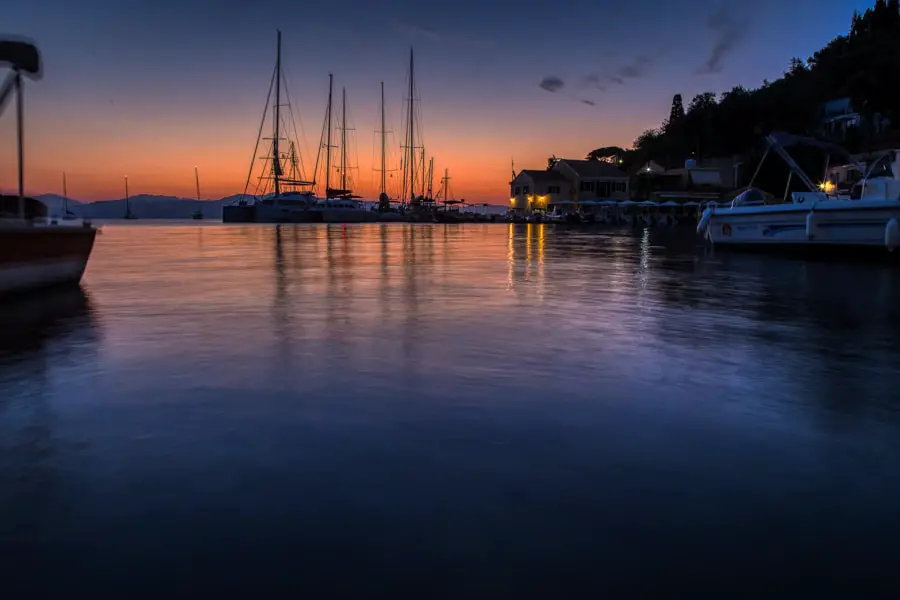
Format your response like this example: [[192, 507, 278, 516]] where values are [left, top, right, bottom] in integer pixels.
[[399, 48, 438, 221], [192, 166, 204, 219], [61, 172, 77, 221], [315, 77, 376, 223], [0, 38, 97, 297], [123, 175, 137, 219], [223, 30, 321, 224]]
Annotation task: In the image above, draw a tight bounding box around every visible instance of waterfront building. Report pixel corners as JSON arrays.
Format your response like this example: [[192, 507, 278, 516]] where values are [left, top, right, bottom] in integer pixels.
[[509, 159, 628, 215]]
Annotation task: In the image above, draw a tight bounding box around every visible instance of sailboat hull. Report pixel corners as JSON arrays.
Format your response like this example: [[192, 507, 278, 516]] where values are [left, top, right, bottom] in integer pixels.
[[320, 209, 378, 223], [223, 201, 379, 224], [0, 224, 97, 297]]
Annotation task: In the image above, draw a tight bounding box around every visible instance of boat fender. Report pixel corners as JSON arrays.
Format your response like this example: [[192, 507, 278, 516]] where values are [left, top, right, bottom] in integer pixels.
[[696, 207, 713, 236], [805, 210, 819, 240], [885, 217, 900, 251]]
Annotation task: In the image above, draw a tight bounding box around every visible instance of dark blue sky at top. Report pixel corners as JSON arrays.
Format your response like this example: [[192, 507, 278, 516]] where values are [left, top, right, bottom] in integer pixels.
[[8, 0, 867, 100], [3, 0, 872, 187]]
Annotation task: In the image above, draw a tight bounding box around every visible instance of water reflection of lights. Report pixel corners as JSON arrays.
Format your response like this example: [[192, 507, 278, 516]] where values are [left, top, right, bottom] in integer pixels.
[[639, 227, 651, 290], [526, 223, 532, 270], [507, 223, 515, 289], [536, 223, 545, 296], [506, 223, 545, 292]]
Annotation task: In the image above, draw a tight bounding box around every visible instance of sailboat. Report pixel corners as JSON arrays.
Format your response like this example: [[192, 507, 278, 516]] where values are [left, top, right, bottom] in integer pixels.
[[123, 175, 137, 219], [61, 172, 77, 221], [374, 80, 404, 221], [400, 47, 434, 221], [434, 168, 465, 222], [316, 79, 376, 222], [192, 166, 204, 219], [0, 37, 98, 297], [222, 30, 320, 224], [377, 81, 391, 211]]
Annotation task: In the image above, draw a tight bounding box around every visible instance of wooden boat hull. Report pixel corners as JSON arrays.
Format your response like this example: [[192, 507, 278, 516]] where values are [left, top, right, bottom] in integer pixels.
[[0, 224, 97, 296]]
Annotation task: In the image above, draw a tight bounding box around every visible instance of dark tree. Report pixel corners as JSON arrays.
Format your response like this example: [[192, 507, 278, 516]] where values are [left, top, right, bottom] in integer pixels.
[[668, 94, 685, 125], [586, 146, 627, 161], [604, 0, 900, 165]]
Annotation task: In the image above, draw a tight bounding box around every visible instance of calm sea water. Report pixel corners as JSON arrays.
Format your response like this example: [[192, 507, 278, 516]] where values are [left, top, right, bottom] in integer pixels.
[[3, 222, 900, 596]]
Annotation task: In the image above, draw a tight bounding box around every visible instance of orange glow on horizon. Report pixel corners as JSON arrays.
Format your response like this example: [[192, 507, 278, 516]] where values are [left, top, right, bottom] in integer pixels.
[[0, 91, 640, 204]]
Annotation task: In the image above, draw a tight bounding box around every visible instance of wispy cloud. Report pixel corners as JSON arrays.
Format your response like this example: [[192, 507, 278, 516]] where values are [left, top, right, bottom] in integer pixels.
[[579, 73, 605, 91], [696, 6, 745, 74], [581, 99, 596, 107], [392, 18, 489, 46], [616, 55, 653, 79], [539, 76, 565, 93], [580, 54, 653, 92]]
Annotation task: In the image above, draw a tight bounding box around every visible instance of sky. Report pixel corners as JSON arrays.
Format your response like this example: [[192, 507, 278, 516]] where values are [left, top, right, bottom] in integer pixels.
[[0, 0, 870, 203]]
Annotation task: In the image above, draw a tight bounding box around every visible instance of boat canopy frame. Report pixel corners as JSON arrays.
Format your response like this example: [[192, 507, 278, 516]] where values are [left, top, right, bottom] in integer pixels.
[[745, 132, 865, 201]]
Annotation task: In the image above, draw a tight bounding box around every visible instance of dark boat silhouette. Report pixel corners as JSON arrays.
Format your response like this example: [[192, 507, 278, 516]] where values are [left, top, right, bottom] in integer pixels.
[[0, 38, 97, 297]]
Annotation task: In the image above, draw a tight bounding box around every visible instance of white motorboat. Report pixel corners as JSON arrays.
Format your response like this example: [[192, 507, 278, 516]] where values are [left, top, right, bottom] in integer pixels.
[[697, 132, 900, 252]]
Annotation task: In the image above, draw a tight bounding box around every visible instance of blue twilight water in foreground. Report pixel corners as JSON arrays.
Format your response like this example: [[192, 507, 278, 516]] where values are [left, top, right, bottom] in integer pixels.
[[2, 222, 900, 596]]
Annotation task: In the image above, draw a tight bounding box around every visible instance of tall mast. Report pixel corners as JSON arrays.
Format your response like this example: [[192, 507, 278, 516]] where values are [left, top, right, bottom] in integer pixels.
[[341, 87, 347, 191], [406, 47, 415, 203], [442, 168, 449, 204], [380, 81, 386, 196], [15, 71, 24, 219], [426, 157, 434, 199], [195, 166, 201, 201], [62, 171, 68, 214], [325, 73, 333, 195], [420, 147, 425, 198], [124, 175, 129, 217], [273, 30, 282, 196]]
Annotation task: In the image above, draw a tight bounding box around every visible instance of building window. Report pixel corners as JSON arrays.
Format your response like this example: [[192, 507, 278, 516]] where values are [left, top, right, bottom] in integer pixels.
[[614, 181, 626, 192], [580, 181, 594, 192], [548, 186, 560, 194], [523, 186, 530, 194], [514, 186, 521, 195], [598, 181, 611, 196]]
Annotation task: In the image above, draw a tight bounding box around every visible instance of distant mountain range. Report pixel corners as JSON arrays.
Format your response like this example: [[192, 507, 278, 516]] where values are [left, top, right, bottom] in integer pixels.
[[34, 194, 255, 219], [33, 193, 505, 219]]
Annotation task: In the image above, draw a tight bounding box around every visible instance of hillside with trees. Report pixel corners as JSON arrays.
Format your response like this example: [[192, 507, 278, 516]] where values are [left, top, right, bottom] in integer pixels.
[[587, 0, 900, 174]]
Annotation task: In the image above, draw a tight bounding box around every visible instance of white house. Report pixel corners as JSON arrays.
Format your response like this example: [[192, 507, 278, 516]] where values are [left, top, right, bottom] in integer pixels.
[[551, 159, 629, 204], [509, 169, 571, 214], [509, 158, 629, 214]]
